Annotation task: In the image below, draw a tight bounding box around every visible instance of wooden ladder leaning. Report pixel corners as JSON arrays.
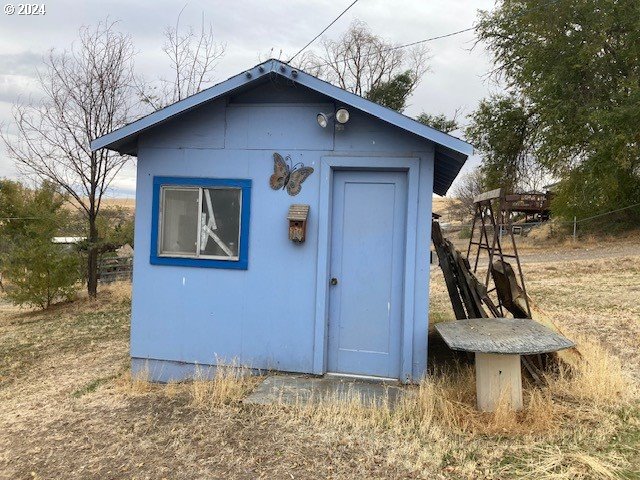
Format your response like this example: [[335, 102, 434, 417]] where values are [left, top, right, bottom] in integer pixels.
[[466, 188, 531, 319]]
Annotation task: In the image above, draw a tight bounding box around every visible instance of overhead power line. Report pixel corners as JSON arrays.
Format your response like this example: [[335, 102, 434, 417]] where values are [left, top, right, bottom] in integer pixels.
[[386, 26, 476, 50], [312, 26, 476, 68], [307, 0, 561, 69], [288, 0, 360, 63]]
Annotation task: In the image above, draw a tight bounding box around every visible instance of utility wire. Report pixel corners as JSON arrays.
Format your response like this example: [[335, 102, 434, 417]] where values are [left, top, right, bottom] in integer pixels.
[[383, 26, 476, 51], [315, 26, 476, 66], [309, 0, 561, 69], [288, 0, 360, 63]]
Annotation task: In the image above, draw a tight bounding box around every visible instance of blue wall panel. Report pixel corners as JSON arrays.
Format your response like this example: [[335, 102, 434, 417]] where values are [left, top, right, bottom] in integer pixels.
[[133, 146, 322, 373], [138, 99, 226, 150], [225, 104, 334, 151], [334, 109, 435, 154]]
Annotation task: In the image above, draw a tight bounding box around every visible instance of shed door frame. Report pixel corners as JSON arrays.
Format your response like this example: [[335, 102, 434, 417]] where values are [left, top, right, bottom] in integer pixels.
[[313, 155, 420, 383]]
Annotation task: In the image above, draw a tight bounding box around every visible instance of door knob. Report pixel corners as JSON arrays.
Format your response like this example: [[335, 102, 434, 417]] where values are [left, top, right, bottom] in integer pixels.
[[330, 277, 338, 286]]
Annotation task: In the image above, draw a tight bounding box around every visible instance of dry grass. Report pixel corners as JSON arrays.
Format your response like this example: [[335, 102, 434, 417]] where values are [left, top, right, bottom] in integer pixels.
[[266, 331, 635, 477], [524, 224, 640, 248], [113, 358, 259, 409], [190, 360, 258, 408], [526, 256, 640, 379], [1, 245, 639, 479], [443, 224, 640, 256], [516, 225, 640, 254], [501, 446, 628, 480], [74, 280, 132, 307], [0, 282, 130, 390], [100, 197, 135, 210], [113, 365, 154, 396], [550, 334, 631, 405]]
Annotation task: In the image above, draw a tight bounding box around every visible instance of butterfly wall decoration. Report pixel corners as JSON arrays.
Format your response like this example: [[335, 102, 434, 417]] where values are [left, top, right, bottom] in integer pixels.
[[269, 152, 314, 196]]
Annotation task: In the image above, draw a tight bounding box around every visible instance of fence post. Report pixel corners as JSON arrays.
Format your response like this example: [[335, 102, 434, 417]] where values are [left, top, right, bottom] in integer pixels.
[[573, 216, 577, 240]]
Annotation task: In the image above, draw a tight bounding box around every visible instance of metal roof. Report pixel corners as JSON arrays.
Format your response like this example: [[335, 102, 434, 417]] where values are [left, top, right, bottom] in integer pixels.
[[91, 59, 472, 195]]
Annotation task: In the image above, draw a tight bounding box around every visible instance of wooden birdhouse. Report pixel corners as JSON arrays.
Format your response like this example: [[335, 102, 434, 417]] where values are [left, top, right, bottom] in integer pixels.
[[287, 204, 309, 243]]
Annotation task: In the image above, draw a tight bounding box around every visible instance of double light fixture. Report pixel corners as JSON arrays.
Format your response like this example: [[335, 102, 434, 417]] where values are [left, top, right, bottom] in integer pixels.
[[317, 108, 350, 128]]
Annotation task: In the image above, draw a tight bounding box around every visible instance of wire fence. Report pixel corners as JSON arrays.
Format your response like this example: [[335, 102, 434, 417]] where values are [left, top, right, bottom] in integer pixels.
[[440, 202, 640, 241]]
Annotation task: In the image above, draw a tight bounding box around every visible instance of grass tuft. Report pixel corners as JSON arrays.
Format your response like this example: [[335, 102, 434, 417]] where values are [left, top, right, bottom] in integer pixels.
[[71, 374, 118, 398], [189, 359, 257, 409], [548, 333, 632, 406], [114, 365, 154, 395], [499, 445, 627, 480]]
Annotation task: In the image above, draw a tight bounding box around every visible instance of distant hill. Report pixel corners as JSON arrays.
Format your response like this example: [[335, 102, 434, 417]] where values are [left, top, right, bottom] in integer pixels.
[[432, 196, 457, 222], [63, 198, 135, 213], [101, 198, 135, 212]]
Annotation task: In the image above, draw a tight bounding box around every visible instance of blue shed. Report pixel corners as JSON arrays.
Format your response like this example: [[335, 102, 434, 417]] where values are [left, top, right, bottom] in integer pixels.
[[92, 59, 472, 383]]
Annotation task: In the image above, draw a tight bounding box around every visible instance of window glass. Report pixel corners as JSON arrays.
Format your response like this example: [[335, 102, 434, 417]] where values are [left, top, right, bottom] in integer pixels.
[[160, 188, 199, 255], [199, 188, 241, 259]]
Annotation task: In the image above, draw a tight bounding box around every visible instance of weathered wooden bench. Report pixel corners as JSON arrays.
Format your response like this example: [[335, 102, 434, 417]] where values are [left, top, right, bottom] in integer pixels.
[[435, 318, 574, 411]]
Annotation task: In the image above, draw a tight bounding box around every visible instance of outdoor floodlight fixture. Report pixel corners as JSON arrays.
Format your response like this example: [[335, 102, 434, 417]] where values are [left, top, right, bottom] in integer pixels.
[[317, 112, 332, 128], [317, 108, 350, 128], [336, 108, 350, 124]]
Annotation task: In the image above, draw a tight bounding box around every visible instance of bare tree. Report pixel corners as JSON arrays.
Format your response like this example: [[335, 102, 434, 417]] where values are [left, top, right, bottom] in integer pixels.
[[1, 21, 137, 297], [139, 9, 226, 110], [448, 167, 486, 222], [296, 20, 428, 99]]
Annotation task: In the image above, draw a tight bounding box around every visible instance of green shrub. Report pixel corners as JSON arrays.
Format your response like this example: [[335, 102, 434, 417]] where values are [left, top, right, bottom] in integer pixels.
[[458, 226, 472, 239], [550, 157, 640, 230], [0, 180, 81, 309], [4, 241, 80, 309]]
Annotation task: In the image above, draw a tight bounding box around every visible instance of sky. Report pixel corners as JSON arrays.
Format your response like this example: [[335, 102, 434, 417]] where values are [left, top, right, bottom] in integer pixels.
[[0, 0, 499, 198]]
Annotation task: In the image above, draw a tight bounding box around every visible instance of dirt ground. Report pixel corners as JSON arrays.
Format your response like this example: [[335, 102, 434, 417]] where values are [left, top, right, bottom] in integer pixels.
[[1, 240, 639, 479]]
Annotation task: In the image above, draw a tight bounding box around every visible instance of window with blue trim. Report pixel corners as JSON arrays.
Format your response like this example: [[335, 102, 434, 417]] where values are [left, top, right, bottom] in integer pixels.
[[151, 177, 251, 269]]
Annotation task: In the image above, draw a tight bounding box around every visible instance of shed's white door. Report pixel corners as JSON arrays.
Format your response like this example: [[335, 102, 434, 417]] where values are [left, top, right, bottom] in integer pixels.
[[327, 170, 407, 378]]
